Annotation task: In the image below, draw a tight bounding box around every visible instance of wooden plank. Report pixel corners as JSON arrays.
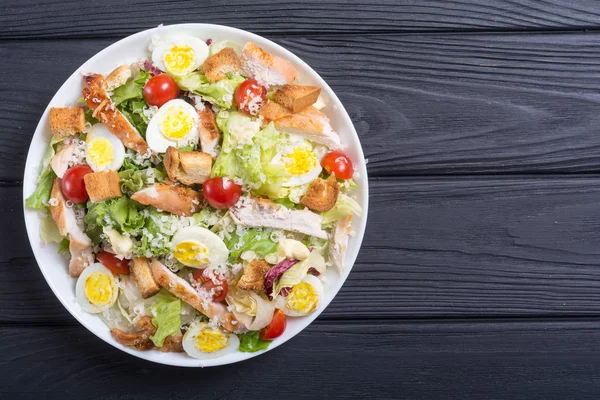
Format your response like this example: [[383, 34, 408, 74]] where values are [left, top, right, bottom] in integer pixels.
[[6, 33, 600, 181], [3, 1, 600, 38], [12, 175, 600, 324], [2, 319, 600, 398]]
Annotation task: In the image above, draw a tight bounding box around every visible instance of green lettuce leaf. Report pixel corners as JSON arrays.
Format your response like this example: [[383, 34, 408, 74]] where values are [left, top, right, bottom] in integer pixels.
[[224, 229, 278, 262], [150, 290, 182, 347], [112, 70, 152, 135], [25, 137, 63, 210], [321, 193, 362, 227], [119, 168, 166, 193], [84, 196, 144, 244], [132, 209, 176, 256], [272, 251, 326, 296], [58, 238, 70, 254], [84, 108, 99, 125], [237, 331, 271, 353], [175, 72, 245, 108], [39, 211, 63, 244]]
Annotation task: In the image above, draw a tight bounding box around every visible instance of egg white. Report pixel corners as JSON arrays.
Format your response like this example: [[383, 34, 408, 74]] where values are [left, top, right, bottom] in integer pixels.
[[271, 145, 322, 187], [75, 263, 119, 314], [85, 124, 125, 171], [282, 274, 324, 317], [151, 35, 208, 76], [183, 322, 240, 360], [146, 99, 200, 153], [171, 226, 229, 268]]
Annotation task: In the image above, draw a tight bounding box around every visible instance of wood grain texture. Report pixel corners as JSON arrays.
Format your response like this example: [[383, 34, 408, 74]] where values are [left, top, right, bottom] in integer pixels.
[[3, 319, 600, 399], [2, 0, 600, 38], [7, 33, 600, 181], [12, 176, 600, 324]]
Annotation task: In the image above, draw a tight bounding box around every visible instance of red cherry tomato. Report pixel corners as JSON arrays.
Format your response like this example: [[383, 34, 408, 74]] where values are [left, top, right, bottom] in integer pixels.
[[61, 164, 93, 204], [97, 251, 130, 275], [260, 309, 287, 340], [143, 74, 179, 107], [234, 79, 267, 115], [192, 269, 228, 302], [321, 151, 354, 180], [202, 177, 242, 209]]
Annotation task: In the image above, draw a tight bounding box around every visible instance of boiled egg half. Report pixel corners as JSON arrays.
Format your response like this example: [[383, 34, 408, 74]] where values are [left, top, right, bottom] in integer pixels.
[[151, 35, 208, 76], [271, 144, 322, 187], [183, 322, 240, 360], [85, 124, 125, 171], [282, 274, 323, 317], [75, 263, 119, 313], [146, 99, 199, 153], [171, 226, 229, 268]]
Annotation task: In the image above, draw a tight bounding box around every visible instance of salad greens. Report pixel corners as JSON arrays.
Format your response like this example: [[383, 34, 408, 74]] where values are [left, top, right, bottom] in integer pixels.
[[174, 72, 244, 108], [150, 291, 182, 347], [112, 70, 152, 135], [237, 331, 271, 353]]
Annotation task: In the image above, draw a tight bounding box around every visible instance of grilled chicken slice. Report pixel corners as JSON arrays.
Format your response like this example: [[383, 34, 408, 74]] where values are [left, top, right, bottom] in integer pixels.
[[50, 141, 76, 178], [82, 73, 149, 154], [230, 197, 328, 239], [273, 106, 341, 149], [130, 183, 202, 217], [149, 260, 242, 333], [110, 315, 183, 352], [329, 215, 353, 273], [198, 106, 221, 158], [49, 178, 93, 277], [240, 42, 297, 87]]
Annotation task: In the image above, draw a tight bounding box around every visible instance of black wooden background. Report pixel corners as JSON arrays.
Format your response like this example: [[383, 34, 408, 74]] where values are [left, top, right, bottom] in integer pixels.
[[4, 1, 600, 399]]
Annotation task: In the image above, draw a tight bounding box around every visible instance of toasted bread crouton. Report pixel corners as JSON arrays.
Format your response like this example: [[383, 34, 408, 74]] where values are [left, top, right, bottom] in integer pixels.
[[240, 42, 297, 87], [82, 73, 149, 154], [301, 177, 339, 212], [150, 260, 242, 332], [274, 106, 341, 149], [104, 65, 133, 92], [49, 107, 86, 139], [237, 259, 271, 291], [202, 48, 241, 83], [198, 107, 221, 158], [83, 170, 122, 203], [131, 183, 202, 216], [131, 258, 161, 299], [258, 100, 292, 122], [273, 84, 321, 113], [164, 147, 212, 186]]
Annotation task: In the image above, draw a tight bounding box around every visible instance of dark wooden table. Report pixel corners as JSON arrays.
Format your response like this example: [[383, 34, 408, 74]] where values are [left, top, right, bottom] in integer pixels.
[[4, 1, 600, 398]]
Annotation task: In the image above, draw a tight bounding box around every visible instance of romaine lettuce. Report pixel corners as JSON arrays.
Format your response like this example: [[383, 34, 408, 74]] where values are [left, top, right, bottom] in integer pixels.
[[84, 196, 144, 244], [237, 331, 271, 353], [321, 193, 363, 227], [119, 168, 165, 193], [224, 229, 278, 262], [149, 290, 181, 347], [272, 251, 326, 299], [174, 72, 245, 108], [112, 70, 152, 135], [25, 137, 63, 210]]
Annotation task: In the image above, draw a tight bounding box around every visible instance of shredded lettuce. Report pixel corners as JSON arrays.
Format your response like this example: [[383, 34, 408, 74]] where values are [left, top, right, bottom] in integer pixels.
[[111, 70, 152, 135], [40, 211, 63, 244], [272, 251, 326, 298], [150, 290, 182, 347], [25, 137, 63, 210], [119, 168, 166, 193], [224, 229, 278, 262], [84, 196, 144, 244], [321, 193, 362, 227], [132, 209, 176, 256], [237, 331, 271, 353], [174, 72, 245, 108]]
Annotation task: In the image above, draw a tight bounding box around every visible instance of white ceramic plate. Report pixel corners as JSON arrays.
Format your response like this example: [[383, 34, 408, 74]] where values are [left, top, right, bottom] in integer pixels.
[[22, 24, 369, 367]]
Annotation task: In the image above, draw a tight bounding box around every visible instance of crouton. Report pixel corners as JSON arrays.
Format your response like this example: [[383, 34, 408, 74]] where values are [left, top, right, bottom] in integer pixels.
[[198, 107, 221, 158], [202, 48, 241, 83], [164, 147, 212, 186], [131, 258, 161, 299], [104, 65, 133, 92], [237, 259, 271, 291], [83, 170, 122, 203], [82, 73, 149, 154], [49, 107, 86, 139], [131, 183, 202, 217], [240, 42, 297, 87], [273, 84, 321, 113], [258, 100, 292, 122], [301, 177, 339, 212]]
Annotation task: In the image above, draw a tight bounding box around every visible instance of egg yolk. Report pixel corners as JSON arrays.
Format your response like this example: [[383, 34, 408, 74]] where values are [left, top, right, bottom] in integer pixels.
[[195, 329, 230, 353], [160, 106, 193, 141], [284, 147, 318, 176], [163, 45, 196, 75], [87, 138, 114, 169], [173, 240, 209, 266], [84, 272, 114, 306], [286, 281, 319, 314]]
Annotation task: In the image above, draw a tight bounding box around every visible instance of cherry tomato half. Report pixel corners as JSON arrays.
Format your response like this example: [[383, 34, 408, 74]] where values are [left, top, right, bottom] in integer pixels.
[[260, 309, 287, 340], [192, 269, 228, 302], [97, 251, 130, 275], [234, 79, 267, 115], [61, 164, 93, 204], [202, 177, 242, 209], [143, 74, 179, 107], [321, 150, 354, 180]]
